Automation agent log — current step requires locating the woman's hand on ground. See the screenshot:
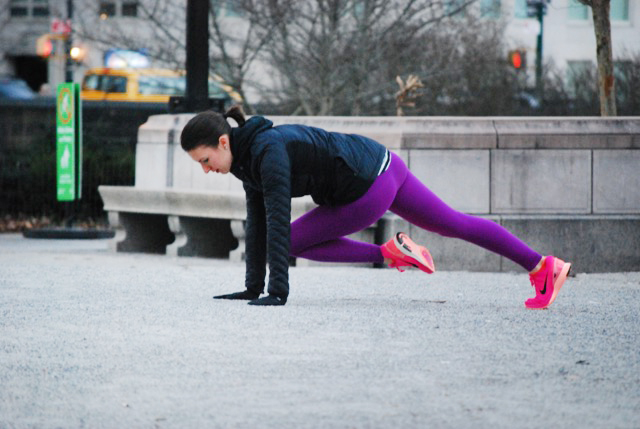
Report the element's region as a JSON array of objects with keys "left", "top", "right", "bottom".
[{"left": 213, "top": 290, "right": 260, "bottom": 300}]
